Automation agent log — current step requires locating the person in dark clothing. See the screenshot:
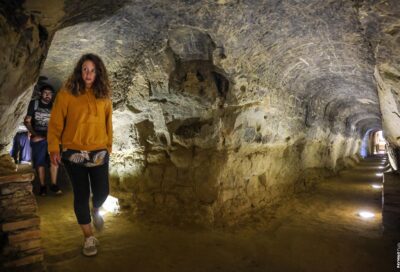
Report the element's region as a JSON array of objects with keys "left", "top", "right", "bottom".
[
  {"left": 10, "top": 123, "right": 31, "bottom": 164},
  {"left": 24, "top": 84, "right": 62, "bottom": 196}
]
